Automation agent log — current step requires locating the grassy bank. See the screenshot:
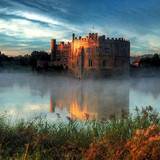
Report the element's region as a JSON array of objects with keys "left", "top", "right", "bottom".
[{"left": 0, "top": 106, "right": 160, "bottom": 160}]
